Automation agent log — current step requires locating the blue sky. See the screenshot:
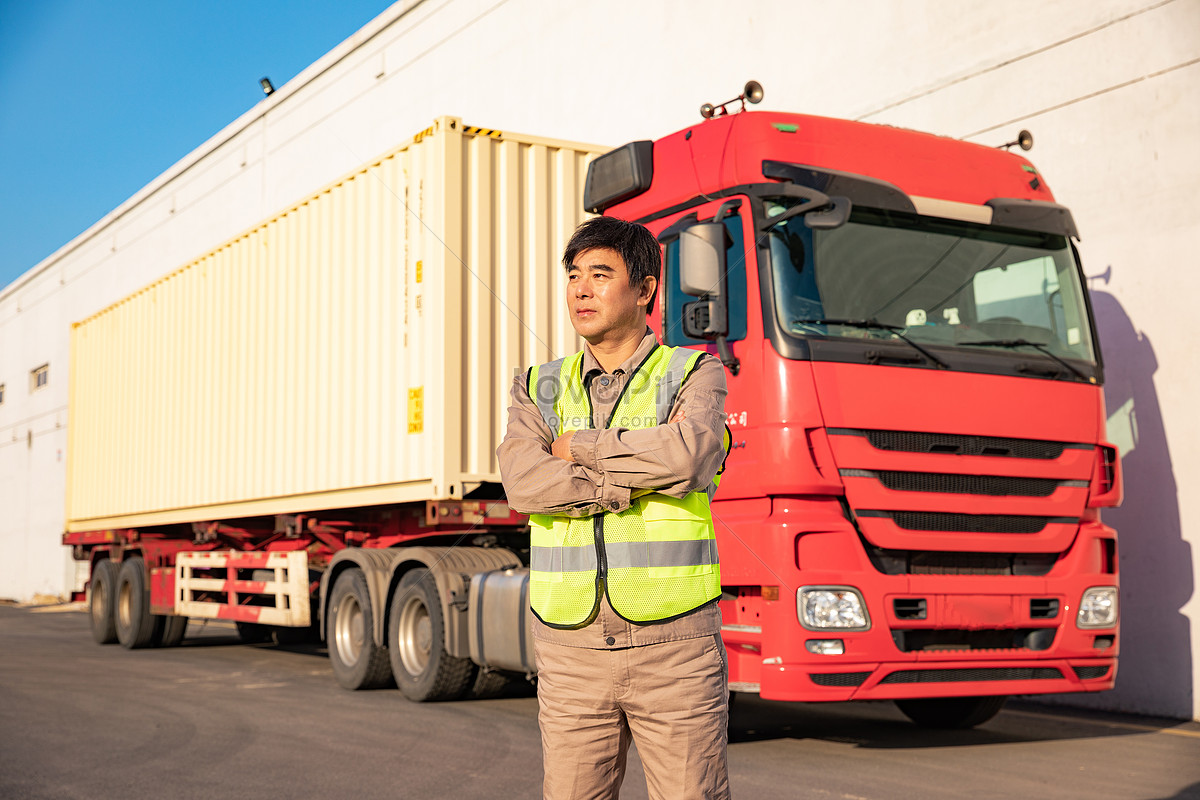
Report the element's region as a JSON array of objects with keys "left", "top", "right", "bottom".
[{"left": 0, "top": 0, "right": 393, "bottom": 291}]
